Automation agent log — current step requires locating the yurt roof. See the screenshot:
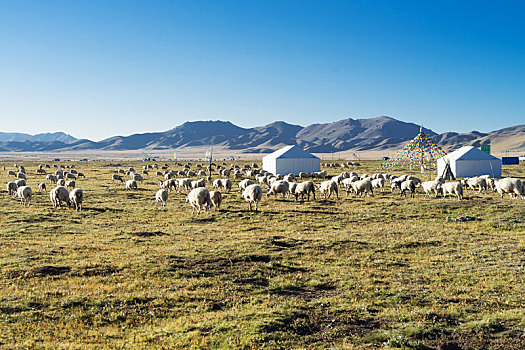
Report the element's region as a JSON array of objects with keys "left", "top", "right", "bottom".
[
  {"left": 263, "top": 145, "right": 319, "bottom": 160},
  {"left": 441, "top": 146, "right": 499, "bottom": 161}
]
